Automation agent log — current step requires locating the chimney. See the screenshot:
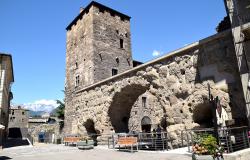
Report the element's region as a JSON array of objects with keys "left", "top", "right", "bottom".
[{"left": 80, "top": 7, "right": 84, "bottom": 13}]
